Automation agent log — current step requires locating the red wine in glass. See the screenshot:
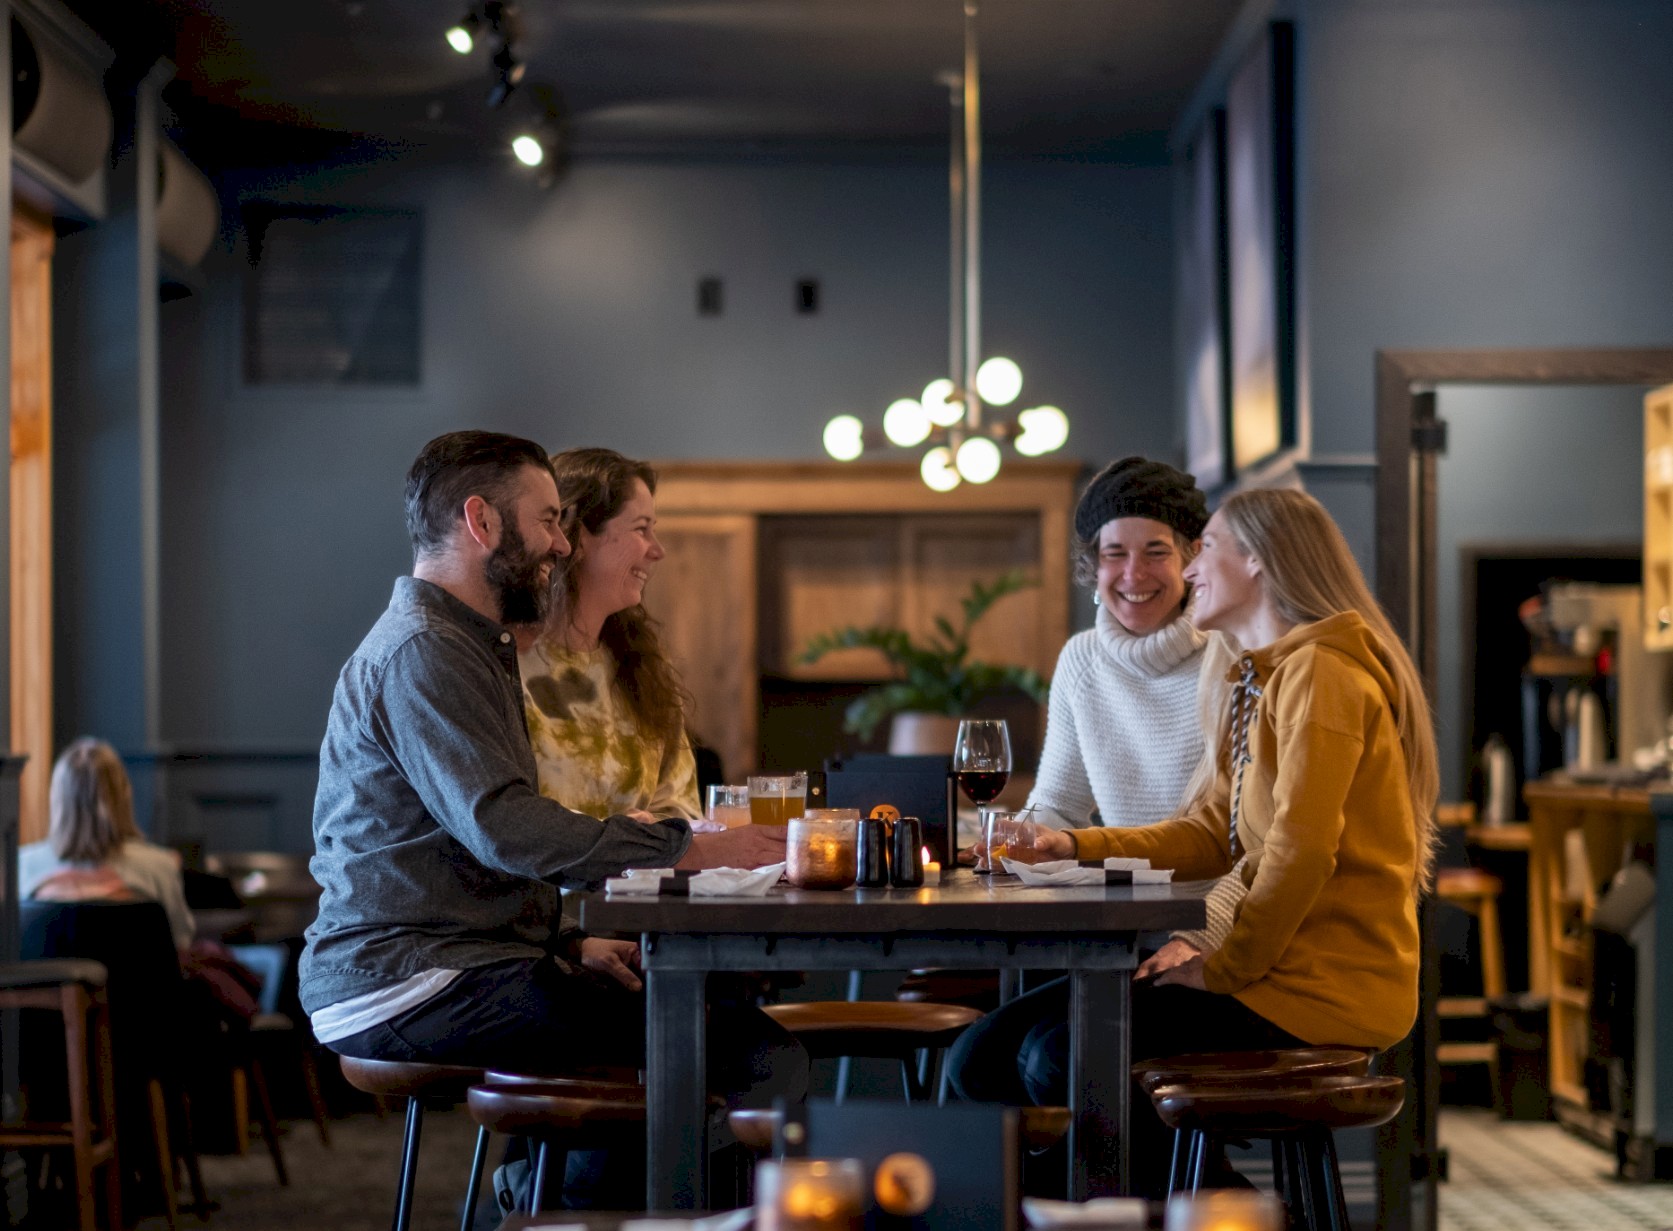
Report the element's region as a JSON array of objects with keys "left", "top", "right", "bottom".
[
  {"left": 956, "top": 770, "right": 1009, "bottom": 805},
  {"left": 954, "top": 719, "right": 1013, "bottom": 872}
]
